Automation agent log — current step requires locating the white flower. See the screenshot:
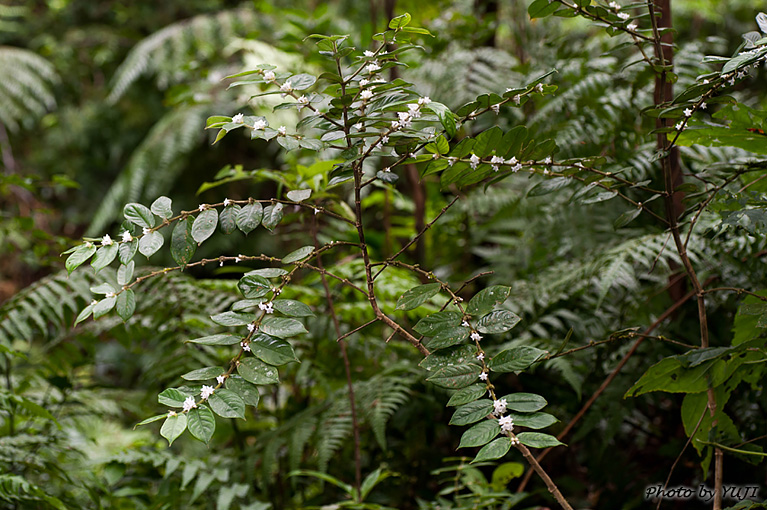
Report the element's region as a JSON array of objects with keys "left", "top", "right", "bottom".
[
  {"left": 183, "top": 396, "right": 197, "bottom": 412},
  {"left": 168, "top": 411, "right": 177, "bottom": 417},
  {"left": 142, "top": 227, "right": 151, "bottom": 235},
  {"left": 105, "top": 292, "right": 116, "bottom": 299},
  {"left": 461, "top": 320, "right": 470, "bottom": 327},
  {"left": 476, "top": 352, "right": 485, "bottom": 361},
  {"left": 470, "top": 331, "right": 483, "bottom": 342},
  {"left": 702, "top": 79, "right": 709, "bottom": 84},
  {"left": 297, "top": 95, "right": 309, "bottom": 108},
  {"left": 247, "top": 323, "right": 256, "bottom": 332},
  {"left": 397, "top": 111, "right": 411, "bottom": 122},
  {"left": 280, "top": 80, "right": 293, "bottom": 94},
  {"left": 617, "top": 12, "right": 630, "bottom": 20},
  {"left": 232, "top": 113, "right": 244, "bottom": 123},
  {"left": 366, "top": 62, "right": 381, "bottom": 73},
  {"left": 380, "top": 135, "right": 389, "bottom": 144},
  {"left": 728, "top": 77, "right": 736, "bottom": 86},
  {"left": 536, "top": 83, "right": 544, "bottom": 93},
  {"left": 101, "top": 234, "right": 113, "bottom": 246},
  {"left": 543, "top": 169, "right": 550, "bottom": 175},
  {"left": 314, "top": 207, "right": 320, "bottom": 215},
  {"left": 360, "top": 90, "right": 373, "bottom": 100},
  {"left": 510, "top": 436, "right": 520, "bottom": 445},
  {"left": 84, "top": 241, "right": 93, "bottom": 248},
  {"left": 470, "top": 154, "right": 481, "bottom": 169},
  {"left": 418, "top": 96, "right": 431, "bottom": 105},
  {"left": 675, "top": 121, "right": 685, "bottom": 131},
  {"left": 493, "top": 398, "right": 508, "bottom": 416},
  {"left": 219, "top": 260, "right": 224, "bottom": 267},
  {"left": 359, "top": 79, "right": 369, "bottom": 87},
  {"left": 391, "top": 120, "right": 400, "bottom": 130},
  {"left": 506, "top": 156, "right": 518, "bottom": 166},
  {"left": 700, "top": 102, "right": 707, "bottom": 110},
  {"left": 447, "top": 157, "right": 456, "bottom": 167},
  {"left": 216, "top": 375, "right": 226, "bottom": 385},
  {"left": 513, "top": 94, "right": 521, "bottom": 104},
  {"left": 543, "top": 156, "right": 552, "bottom": 165},
  {"left": 353, "top": 123, "right": 363, "bottom": 130},
  {"left": 278, "top": 126, "right": 287, "bottom": 136},
  {"left": 479, "top": 372, "right": 488, "bottom": 381},
  {"left": 498, "top": 415, "right": 514, "bottom": 433},
  {"left": 263, "top": 70, "right": 276, "bottom": 81},
  {"left": 241, "top": 341, "right": 251, "bottom": 352},
  {"left": 235, "top": 256, "right": 242, "bottom": 263},
  {"left": 383, "top": 167, "right": 391, "bottom": 173},
  {"left": 90, "top": 299, "right": 98, "bottom": 306},
  {"left": 121, "top": 231, "right": 132, "bottom": 243},
  {"left": 198, "top": 204, "right": 206, "bottom": 212},
  {"left": 364, "top": 50, "right": 375, "bottom": 57},
  {"left": 259, "top": 302, "right": 274, "bottom": 314},
  {"left": 609, "top": 1, "right": 621, "bottom": 9},
  {"left": 512, "top": 163, "right": 523, "bottom": 172},
  {"left": 491, "top": 104, "right": 500, "bottom": 114},
  {"left": 200, "top": 385, "right": 215, "bottom": 399},
  {"left": 253, "top": 119, "right": 267, "bottom": 130},
  {"left": 683, "top": 108, "right": 693, "bottom": 117},
  {"left": 626, "top": 22, "right": 638, "bottom": 31},
  {"left": 223, "top": 198, "right": 231, "bottom": 207}
]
